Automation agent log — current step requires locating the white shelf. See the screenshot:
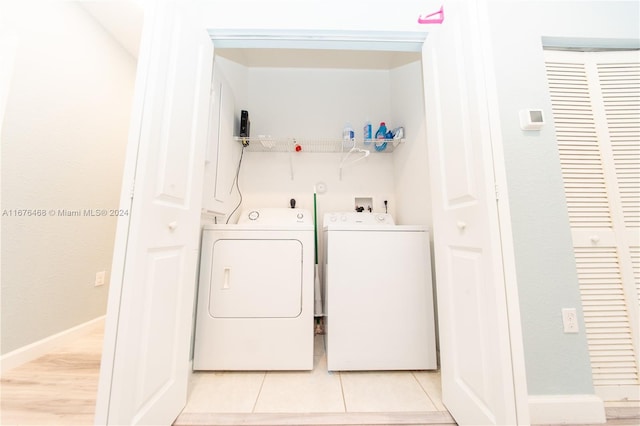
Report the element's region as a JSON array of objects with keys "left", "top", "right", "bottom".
[{"left": 235, "top": 137, "right": 403, "bottom": 153}]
